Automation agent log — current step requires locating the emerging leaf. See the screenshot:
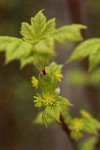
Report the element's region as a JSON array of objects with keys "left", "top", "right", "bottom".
[
  {"left": 0, "top": 10, "right": 86, "bottom": 68},
  {"left": 79, "top": 137, "right": 98, "bottom": 150},
  {"left": 68, "top": 38, "right": 100, "bottom": 70},
  {"left": 81, "top": 110, "right": 100, "bottom": 135},
  {"left": 34, "top": 112, "right": 54, "bottom": 124},
  {"left": 53, "top": 24, "right": 87, "bottom": 43},
  {"left": 39, "top": 74, "right": 57, "bottom": 93},
  {"left": 21, "top": 10, "right": 56, "bottom": 44},
  {"left": 0, "top": 36, "right": 32, "bottom": 63}
]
